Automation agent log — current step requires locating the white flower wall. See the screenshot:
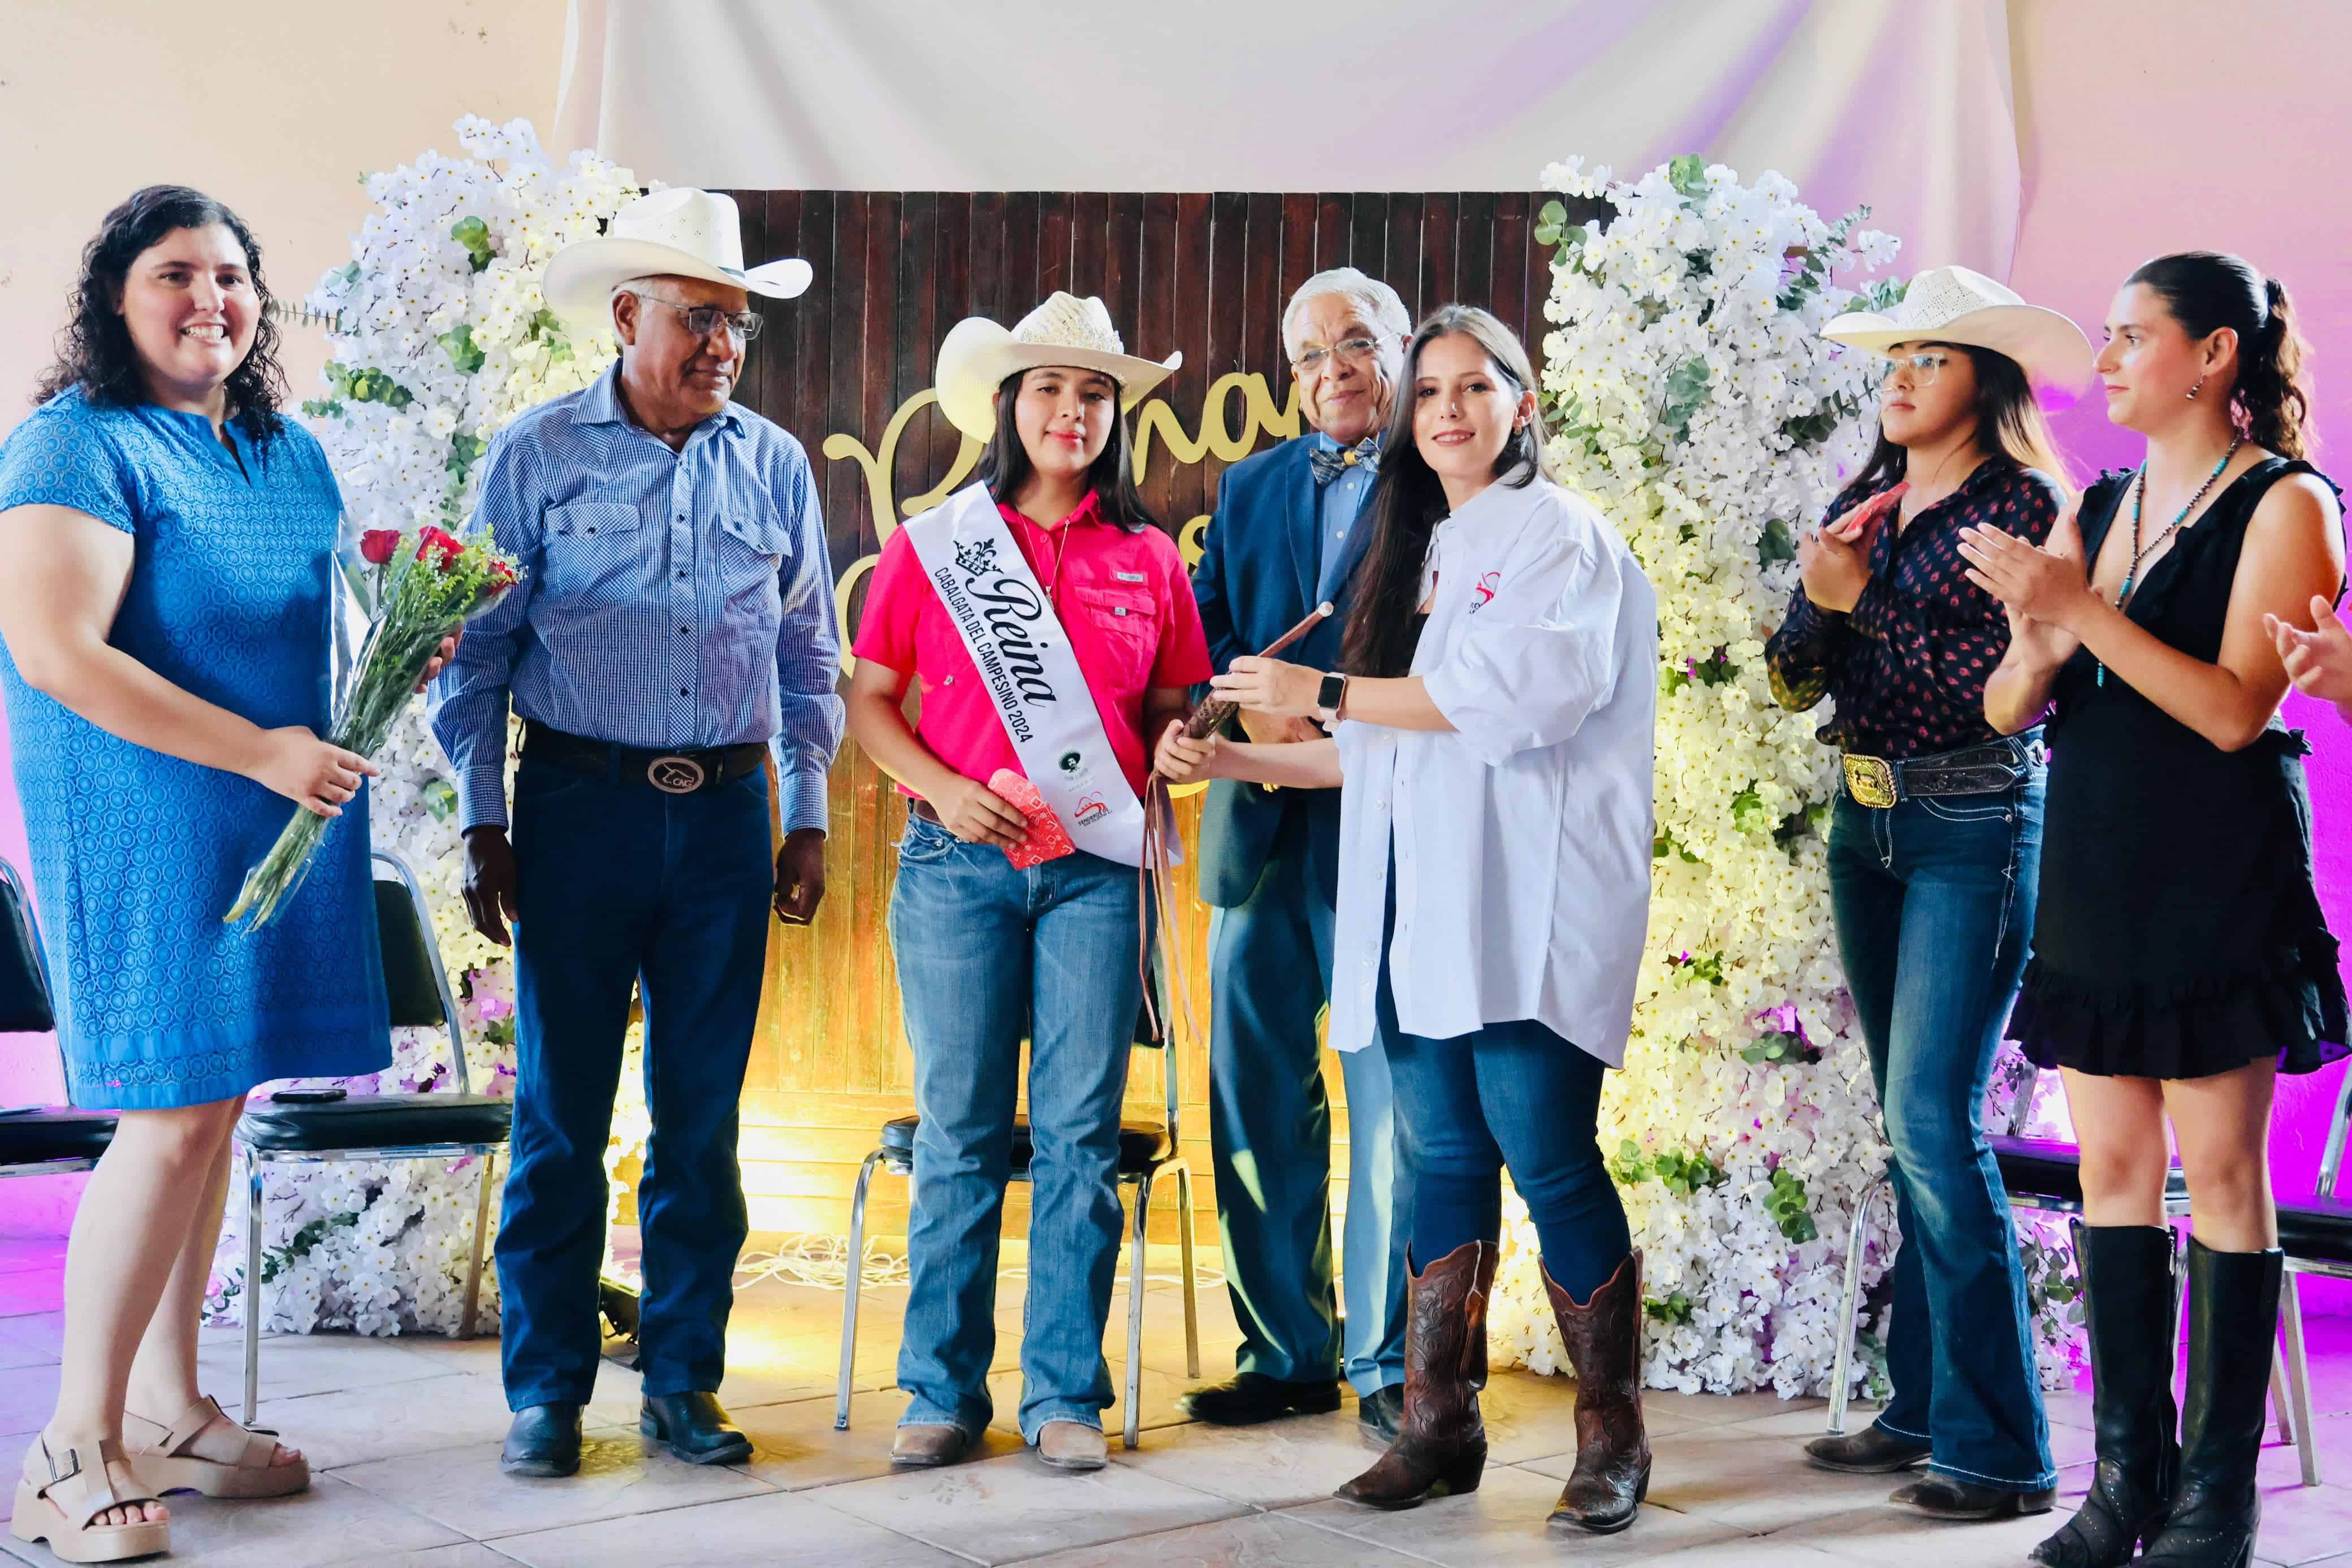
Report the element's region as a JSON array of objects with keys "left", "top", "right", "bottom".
[
  {"left": 1484, "top": 156, "right": 2081, "bottom": 1396},
  {"left": 206, "top": 118, "right": 652, "bottom": 1337}
]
